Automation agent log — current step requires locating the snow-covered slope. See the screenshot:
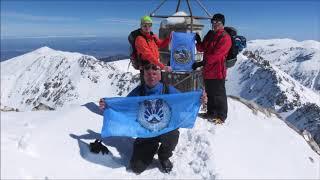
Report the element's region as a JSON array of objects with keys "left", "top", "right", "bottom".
[
  {"left": 245, "top": 39, "right": 320, "bottom": 93},
  {"left": 1, "top": 98, "right": 319, "bottom": 179},
  {"left": 226, "top": 42, "right": 320, "bottom": 146},
  {"left": 0, "top": 47, "right": 140, "bottom": 111},
  {"left": 1, "top": 44, "right": 320, "bottom": 179}
]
